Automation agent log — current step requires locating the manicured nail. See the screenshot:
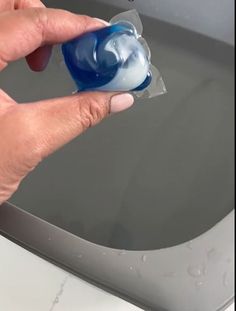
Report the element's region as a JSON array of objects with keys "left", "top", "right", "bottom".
[
  {"left": 110, "top": 94, "right": 134, "bottom": 113},
  {"left": 93, "top": 18, "right": 110, "bottom": 26}
]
